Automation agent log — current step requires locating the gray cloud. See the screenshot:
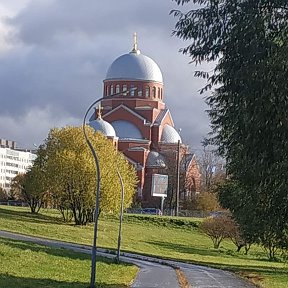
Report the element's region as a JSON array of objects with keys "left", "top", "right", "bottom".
[{"left": 0, "top": 0, "right": 211, "bottom": 150}]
